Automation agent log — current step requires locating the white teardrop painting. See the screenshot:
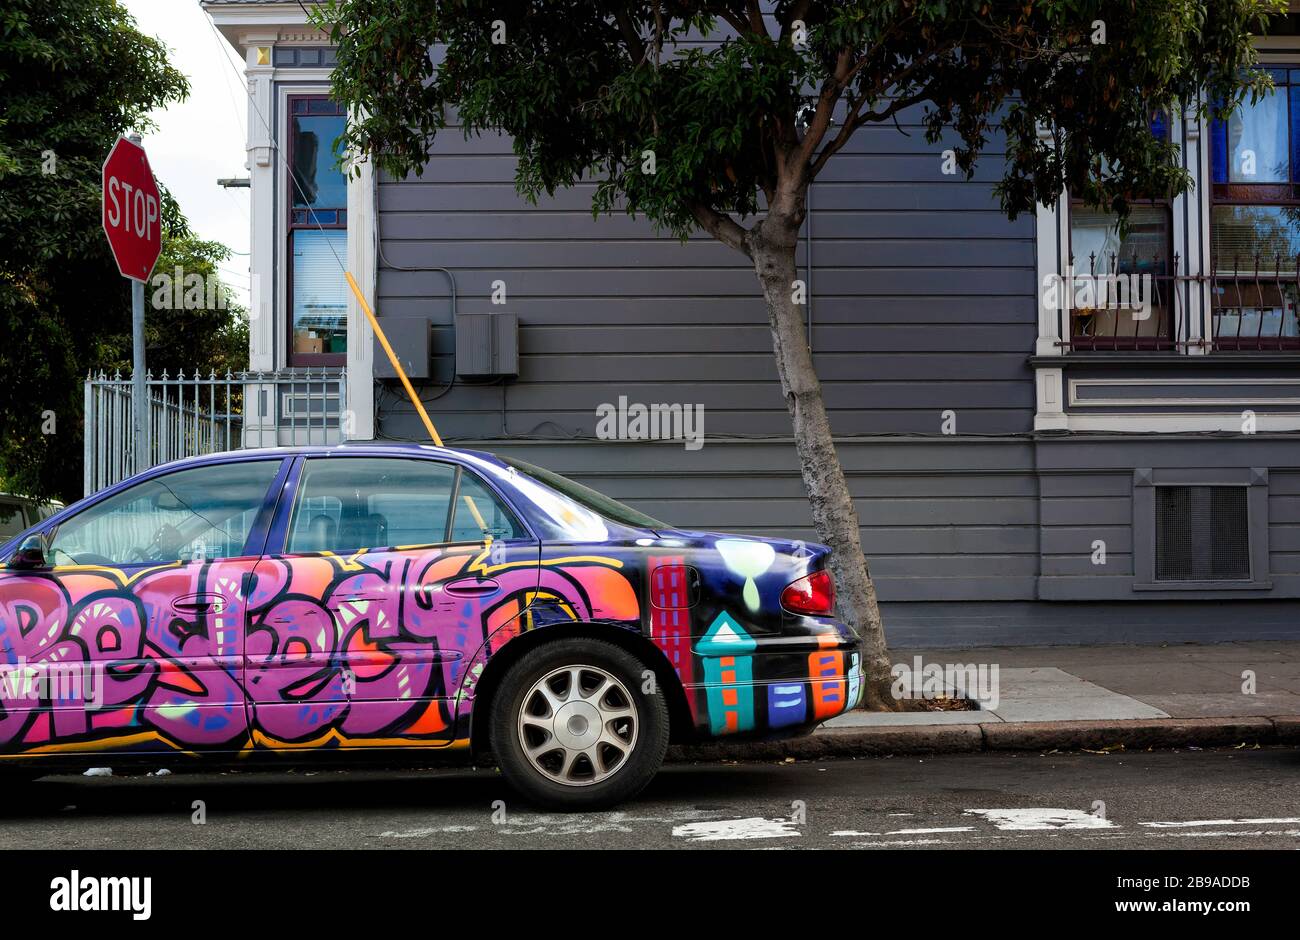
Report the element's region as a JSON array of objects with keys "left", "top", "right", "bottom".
[{"left": 715, "top": 539, "right": 777, "bottom": 611}]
